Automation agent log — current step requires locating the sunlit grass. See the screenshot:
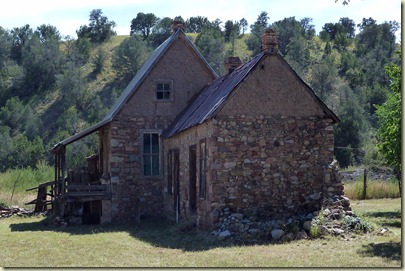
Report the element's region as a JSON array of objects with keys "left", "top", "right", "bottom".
[{"left": 0, "top": 198, "right": 401, "bottom": 267}]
